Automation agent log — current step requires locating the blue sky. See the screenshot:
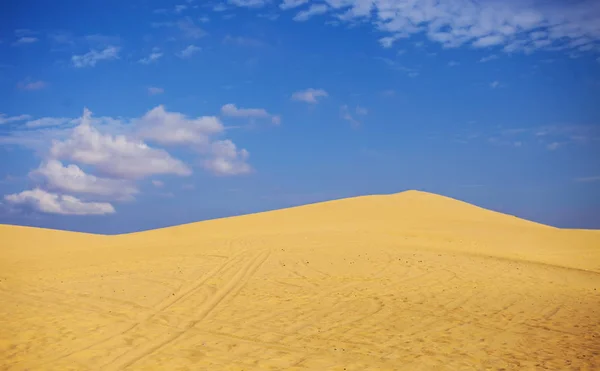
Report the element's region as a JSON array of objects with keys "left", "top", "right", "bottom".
[{"left": 1, "top": 0, "right": 599, "bottom": 233}]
